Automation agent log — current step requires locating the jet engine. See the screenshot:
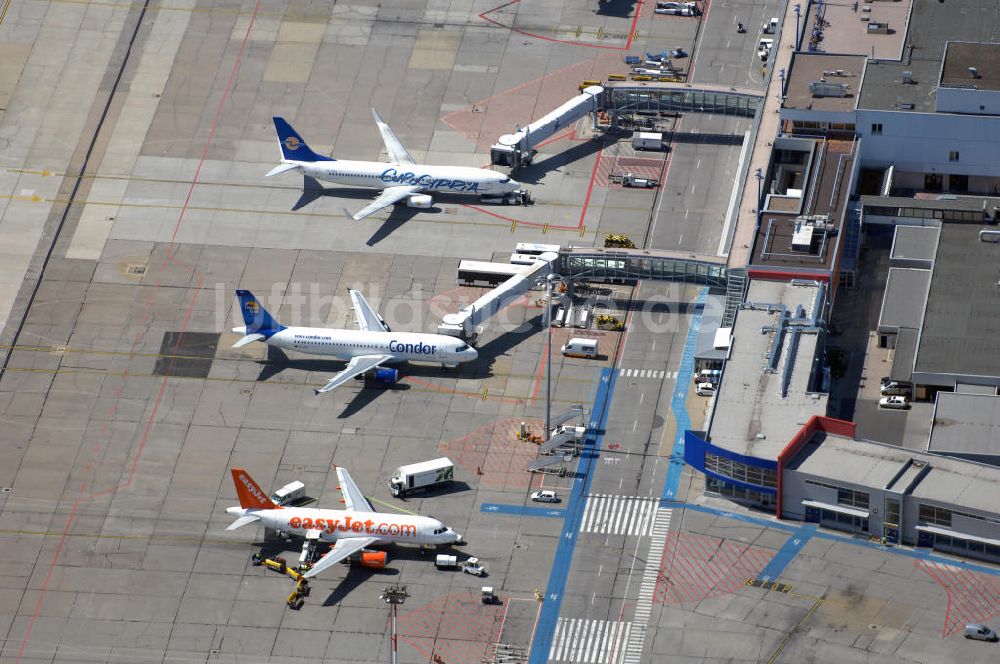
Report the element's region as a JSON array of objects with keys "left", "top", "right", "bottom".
[
  {"left": 371, "top": 367, "right": 399, "bottom": 385},
  {"left": 406, "top": 194, "right": 433, "bottom": 208},
  {"left": 359, "top": 550, "right": 388, "bottom": 569}
]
